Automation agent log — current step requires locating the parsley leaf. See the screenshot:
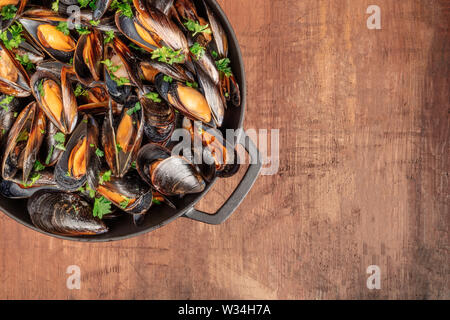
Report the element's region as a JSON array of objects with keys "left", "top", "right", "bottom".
[
  {"left": 190, "top": 42, "right": 205, "bottom": 60},
  {"left": 54, "top": 132, "right": 66, "bottom": 150},
  {"left": 183, "top": 19, "right": 212, "bottom": 37},
  {"left": 75, "top": 25, "right": 91, "bottom": 35},
  {"left": 110, "top": 0, "right": 133, "bottom": 18},
  {"left": 89, "top": 20, "right": 100, "bottom": 26},
  {"left": 215, "top": 58, "right": 232, "bottom": 77},
  {"left": 186, "top": 81, "right": 198, "bottom": 88},
  {"left": 1, "top": 5, "right": 17, "bottom": 20},
  {"left": 126, "top": 101, "right": 141, "bottom": 115},
  {"left": 0, "top": 95, "right": 14, "bottom": 111},
  {"left": 51, "top": 0, "right": 59, "bottom": 12},
  {"left": 163, "top": 75, "right": 173, "bottom": 83},
  {"left": 16, "top": 130, "right": 28, "bottom": 143},
  {"left": 99, "top": 170, "right": 112, "bottom": 185},
  {"left": 45, "top": 145, "right": 54, "bottom": 165},
  {"left": 0, "top": 22, "right": 24, "bottom": 50},
  {"left": 93, "top": 196, "right": 112, "bottom": 219},
  {"left": 33, "top": 160, "right": 46, "bottom": 172},
  {"left": 151, "top": 46, "right": 185, "bottom": 65},
  {"left": 119, "top": 197, "right": 130, "bottom": 209},
  {"left": 95, "top": 148, "right": 104, "bottom": 157},
  {"left": 56, "top": 21, "right": 70, "bottom": 36},
  {"left": 104, "top": 30, "right": 115, "bottom": 44},
  {"left": 86, "top": 184, "right": 96, "bottom": 198},
  {"left": 23, "top": 172, "right": 41, "bottom": 188},
  {"left": 15, "top": 53, "right": 34, "bottom": 71},
  {"left": 74, "top": 84, "right": 88, "bottom": 97},
  {"left": 152, "top": 198, "right": 161, "bottom": 205},
  {"left": 144, "top": 92, "right": 161, "bottom": 103}
]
